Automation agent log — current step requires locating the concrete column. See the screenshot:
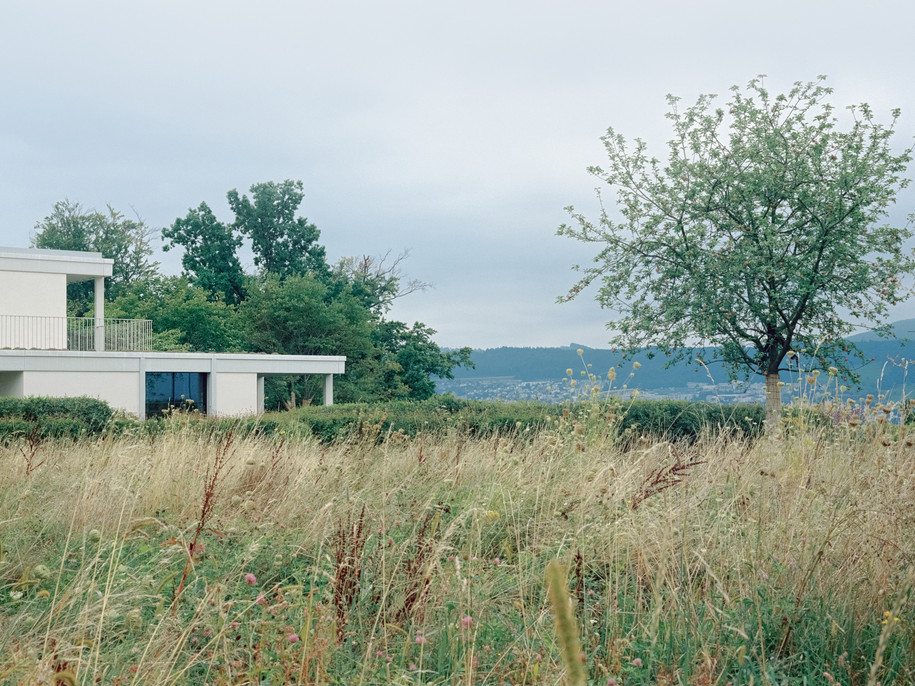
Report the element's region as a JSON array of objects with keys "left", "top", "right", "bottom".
[
  {"left": 323, "top": 374, "right": 334, "bottom": 406},
  {"left": 138, "top": 355, "right": 146, "bottom": 421},
  {"left": 94, "top": 276, "right": 105, "bottom": 352},
  {"left": 257, "top": 375, "right": 265, "bottom": 414}
]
